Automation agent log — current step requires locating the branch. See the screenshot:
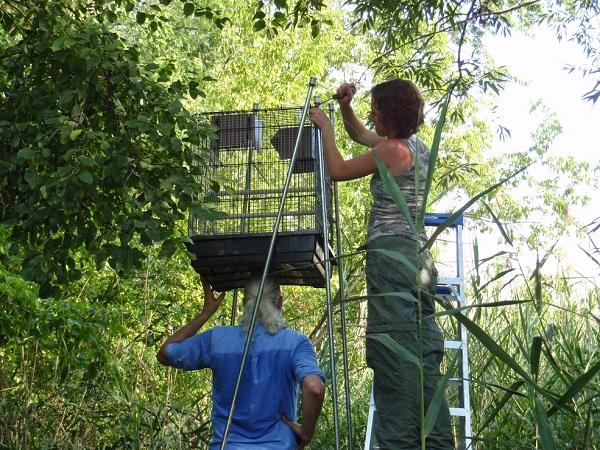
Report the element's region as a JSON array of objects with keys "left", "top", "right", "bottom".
[{"left": 369, "top": 0, "right": 542, "bottom": 69}]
